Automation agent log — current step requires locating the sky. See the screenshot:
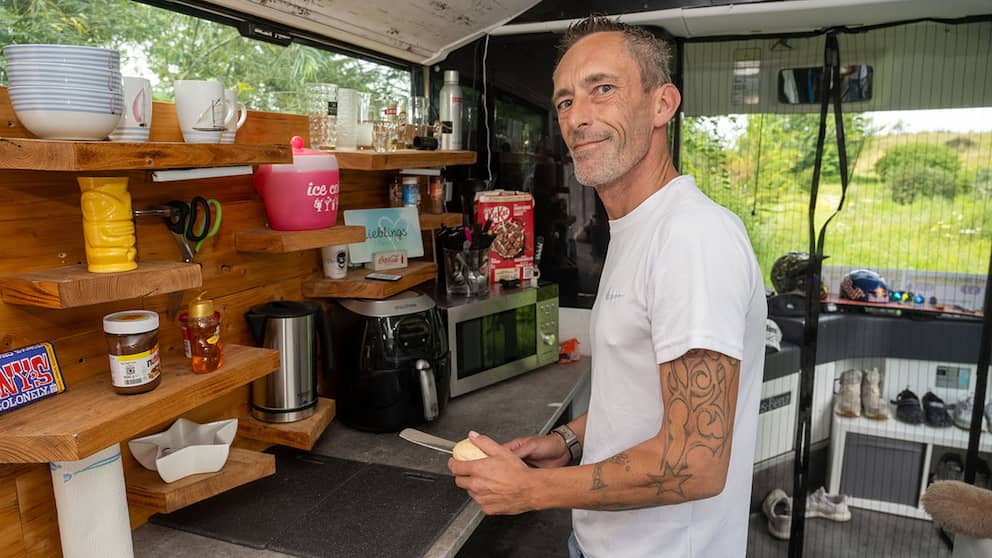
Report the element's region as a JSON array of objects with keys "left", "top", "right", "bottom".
[{"left": 864, "top": 107, "right": 992, "bottom": 134}]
